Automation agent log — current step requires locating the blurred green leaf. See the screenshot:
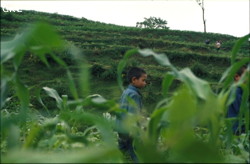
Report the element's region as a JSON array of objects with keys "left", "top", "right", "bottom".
[
  {"left": 66, "top": 69, "right": 79, "bottom": 100},
  {"left": 23, "top": 123, "right": 43, "bottom": 148},
  {"left": 0, "top": 75, "right": 12, "bottom": 108},
  {"left": 134, "top": 137, "right": 166, "bottom": 163},
  {"left": 6, "top": 125, "right": 21, "bottom": 150},
  {"left": 60, "top": 110, "right": 117, "bottom": 145},
  {"left": 148, "top": 107, "right": 167, "bottom": 142},
  {"left": 162, "top": 72, "right": 175, "bottom": 97},
  {"left": 43, "top": 87, "right": 62, "bottom": 110},
  {"left": 1, "top": 33, "right": 26, "bottom": 64},
  {"left": 219, "top": 58, "right": 249, "bottom": 91},
  {"left": 139, "top": 49, "right": 171, "bottom": 67},
  {"left": 231, "top": 34, "right": 249, "bottom": 64},
  {"left": 166, "top": 85, "right": 197, "bottom": 126},
  {"left": 14, "top": 74, "right": 29, "bottom": 119},
  {"left": 2, "top": 145, "right": 123, "bottom": 163},
  {"left": 1, "top": 22, "right": 64, "bottom": 67},
  {"left": 177, "top": 68, "right": 213, "bottom": 100},
  {"left": 35, "top": 87, "right": 50, "bottom": 115},
  {"left": 117, "top": 49, "right": 138, "bottom": 91},
  {"left": 78, "top": 61, "right": 90, "bottom": 98},
  {"left": 170, "top": 140, "right": 223, "bottom": 163},
  {"left": 50, "top": 53, "right": 67, "bottom": 68}
]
